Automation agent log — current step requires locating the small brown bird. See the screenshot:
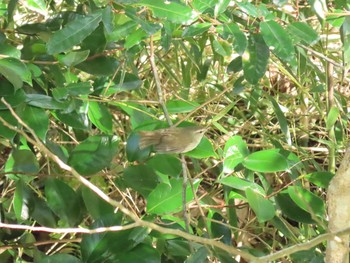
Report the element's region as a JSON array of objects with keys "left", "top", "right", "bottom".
[{"left": 138, "top": 126, "right": 206, "bottom": 153}]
